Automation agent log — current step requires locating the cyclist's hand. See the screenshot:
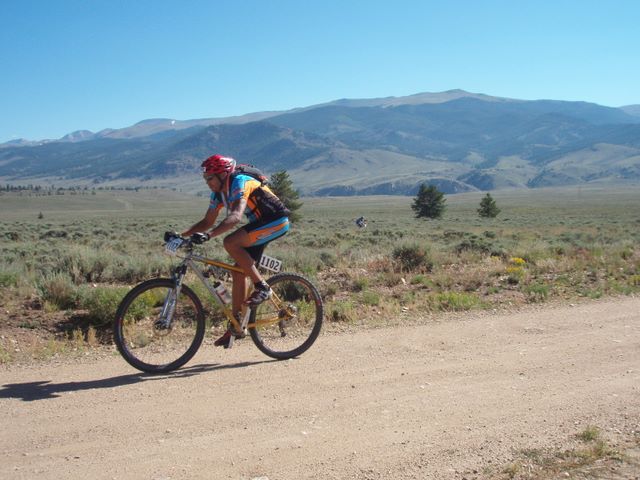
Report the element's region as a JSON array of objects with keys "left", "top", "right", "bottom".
[
  {"left": 165, "top": 236, "right": 184, "bottom": 255},
  {"left": 190, "top": 232, "right": 210, "bottom": 245},
  {"left": 164, "top": 231, "right": 180, "bottom": 242}
]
